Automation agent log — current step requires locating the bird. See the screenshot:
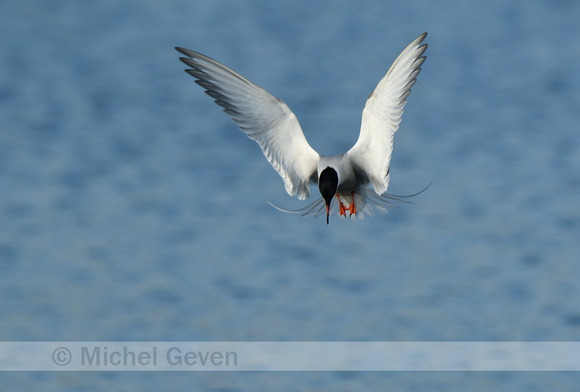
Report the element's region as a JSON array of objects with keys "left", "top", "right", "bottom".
[{"left": 176, "top": 33, "right": 428, "bottom": 224}]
